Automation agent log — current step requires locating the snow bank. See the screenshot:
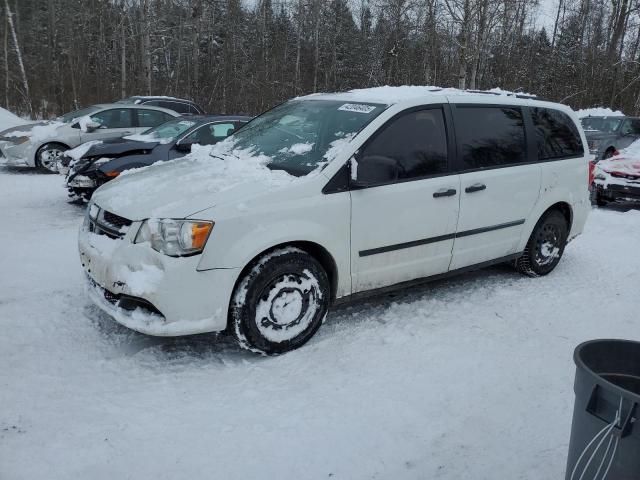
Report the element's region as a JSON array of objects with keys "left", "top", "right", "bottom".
[
  {"left": 576, "top": 107, "right": 624, "bottom": 118},
  {"left": 0, "top": 106, "right": 30, "bottom": 131}
]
